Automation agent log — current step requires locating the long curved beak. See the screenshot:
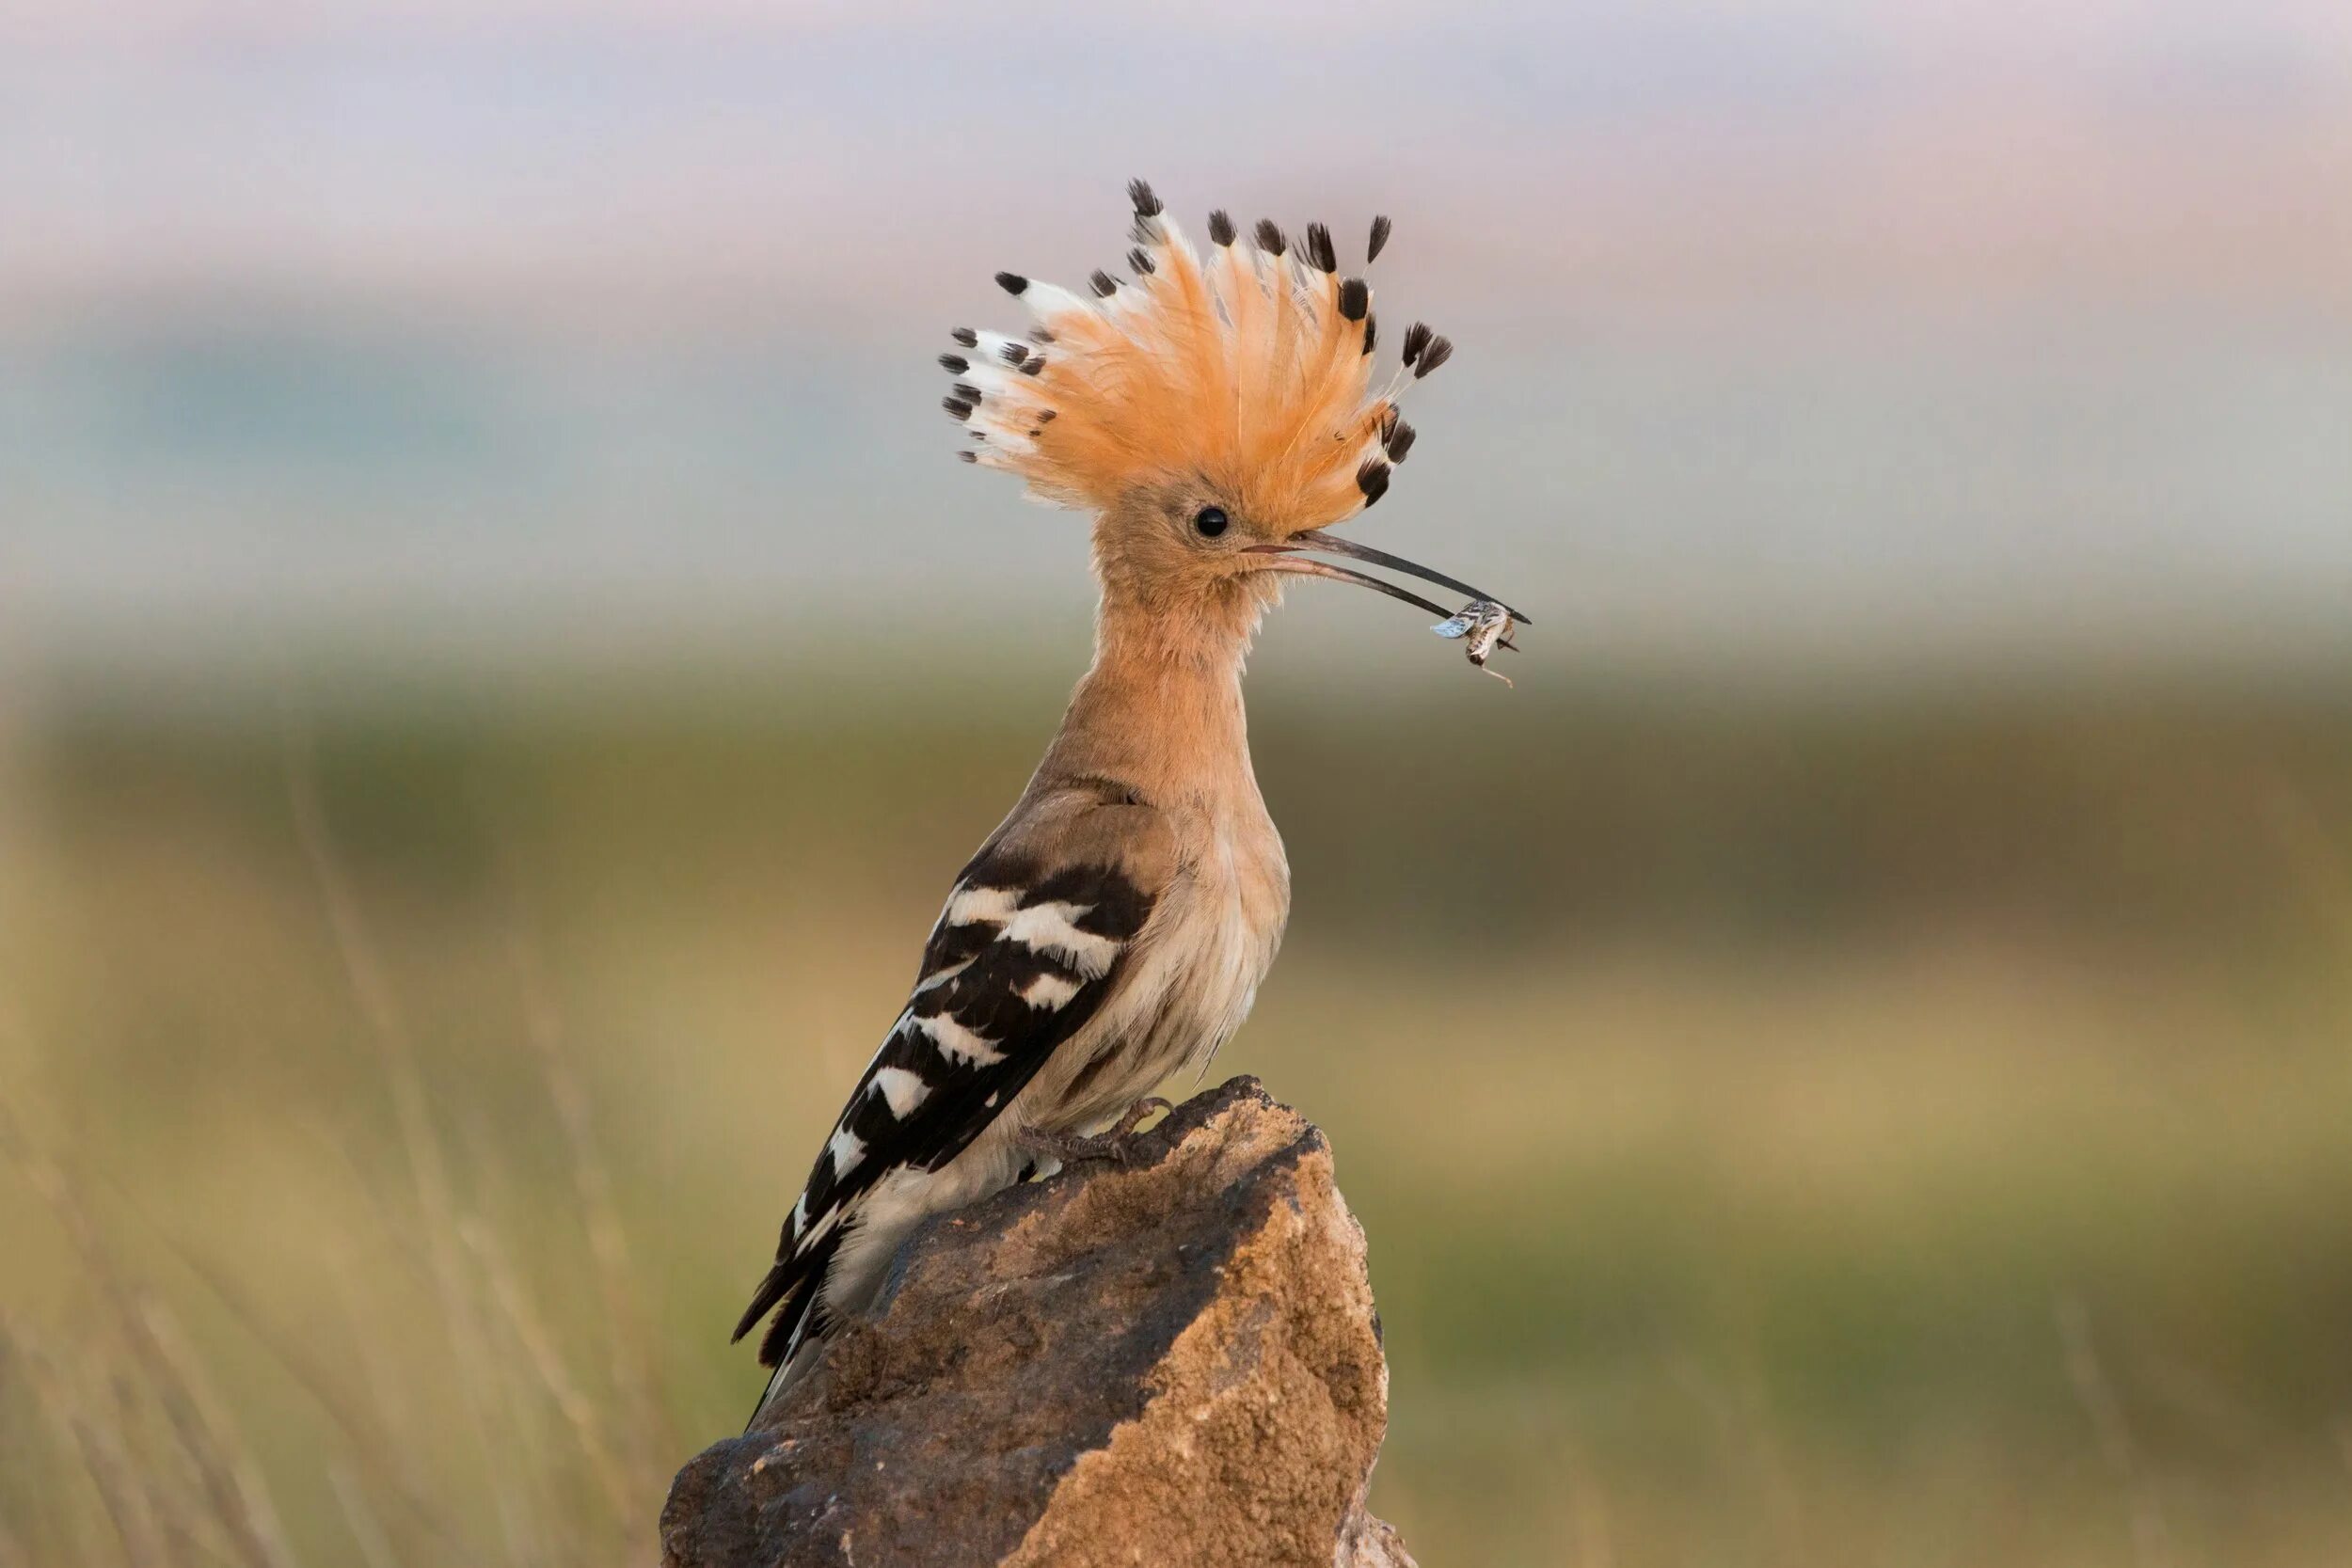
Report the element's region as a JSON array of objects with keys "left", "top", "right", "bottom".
[{"left": 1245, "top": 536, "right": 1531, "bottom": 626}]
